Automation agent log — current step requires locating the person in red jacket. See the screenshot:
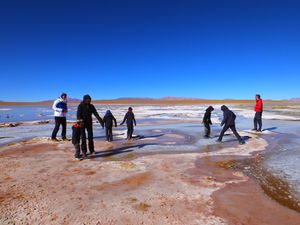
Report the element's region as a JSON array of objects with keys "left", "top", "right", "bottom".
[{"left": 252, "top": 94, "right": 263, "bottom": 132}]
